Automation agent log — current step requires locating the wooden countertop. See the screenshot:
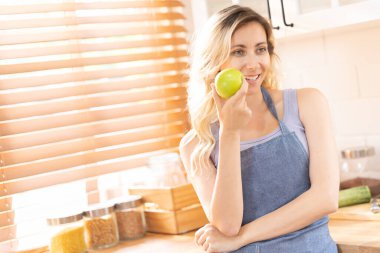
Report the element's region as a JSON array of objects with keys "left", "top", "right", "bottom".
[
  {"left": 329, "top": 219, "right": 380, "bottom": 253},
  {"left": 19, "top": 219, "right": 380, "bottom": 253},
  {"left": 95, "top": 219, "right": 380, "bottom": 253}
]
